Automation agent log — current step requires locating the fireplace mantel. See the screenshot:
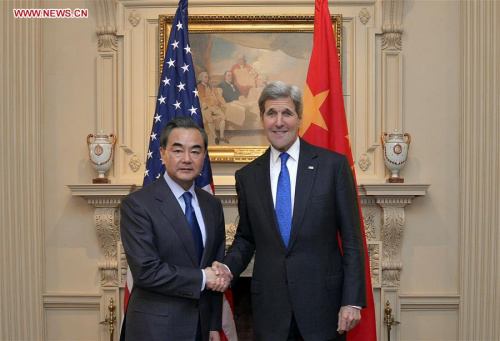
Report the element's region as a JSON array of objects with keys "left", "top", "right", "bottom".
[
  {"left": 69, "top": 182, "right": 429, "bottom": 339},
  {"left": 68, "top": 183, "right": 136, "bottom": 340}
]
